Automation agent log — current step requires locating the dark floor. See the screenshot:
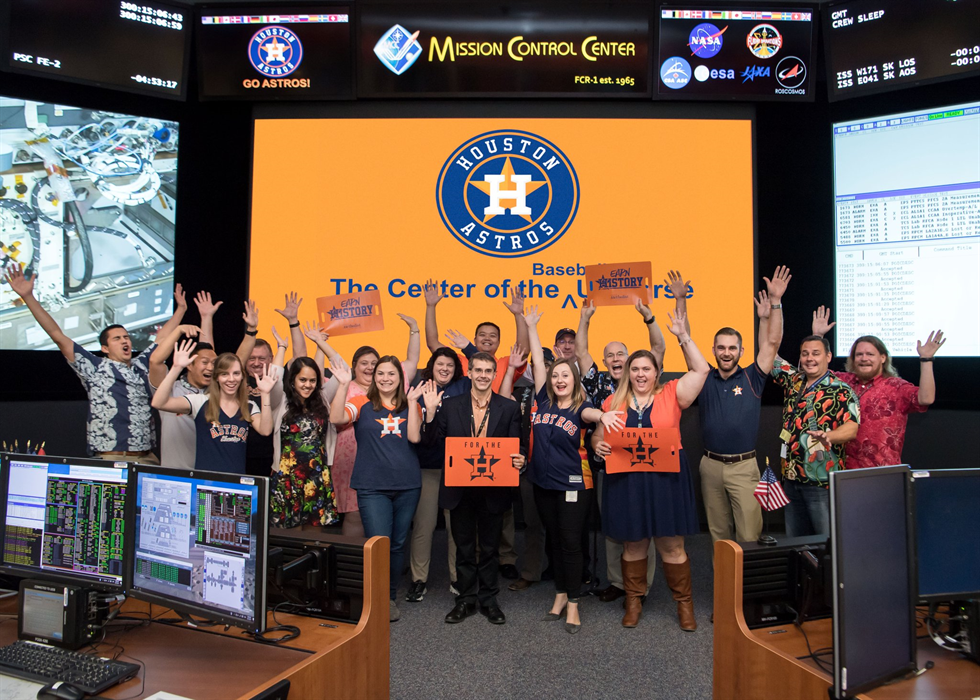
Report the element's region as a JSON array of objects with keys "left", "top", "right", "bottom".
[{"left": 390, "top": 528, "right": 715, "bottom": 700}]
